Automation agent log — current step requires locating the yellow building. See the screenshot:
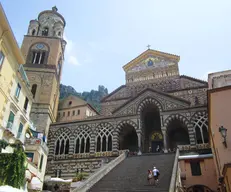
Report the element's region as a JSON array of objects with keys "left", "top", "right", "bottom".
[
  {"left": 0, "top": 3, "right": 48, "bottom": 191},
  {"left": 57, "top": 95, "right": 99, "bottom": 122}
]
